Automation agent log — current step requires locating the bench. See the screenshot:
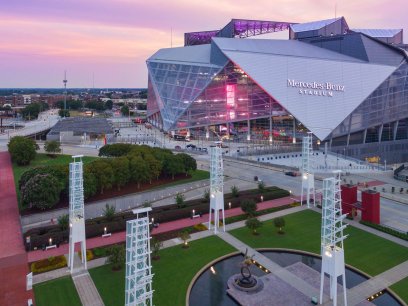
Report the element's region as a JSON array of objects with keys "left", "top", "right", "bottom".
[{"left": 45, "top": 245, "right": 57, "bottom": 250}]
